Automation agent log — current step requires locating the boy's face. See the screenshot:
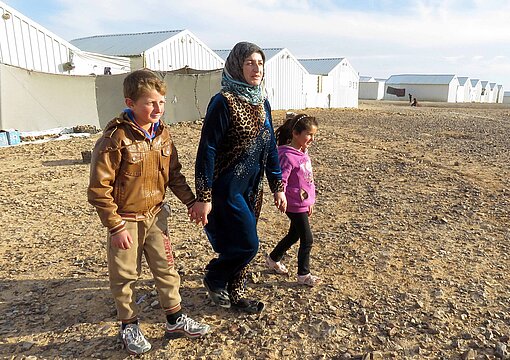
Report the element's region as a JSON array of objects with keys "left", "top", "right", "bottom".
[{"left": 125, "top": 89, "right": 165, "bottom": 130}]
